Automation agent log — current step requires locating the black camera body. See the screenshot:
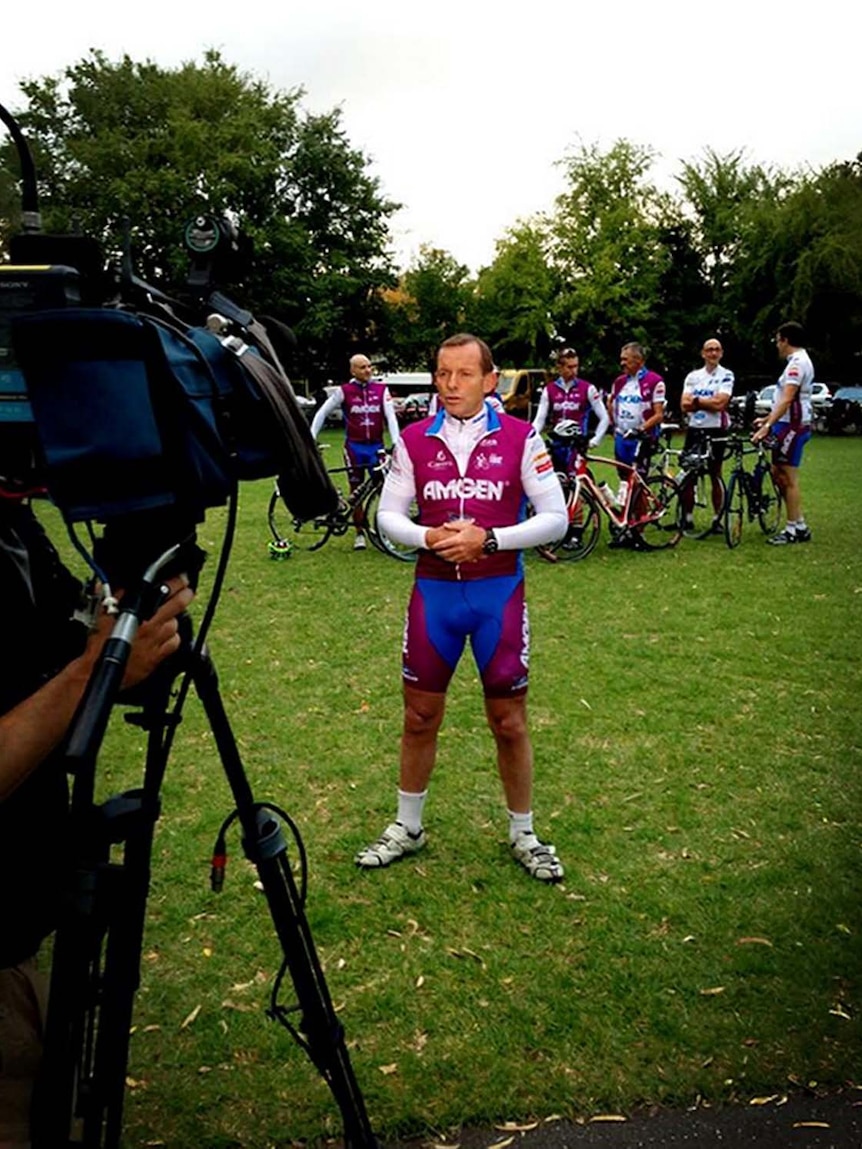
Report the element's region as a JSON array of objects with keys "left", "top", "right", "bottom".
[{"left": 0, "top": 104, "right": 337, "bottom": 585}]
